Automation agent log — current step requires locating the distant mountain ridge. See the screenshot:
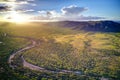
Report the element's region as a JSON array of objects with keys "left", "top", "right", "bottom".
[{"left": 42, "top": 21, "right": 120, "bottom": 32}]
